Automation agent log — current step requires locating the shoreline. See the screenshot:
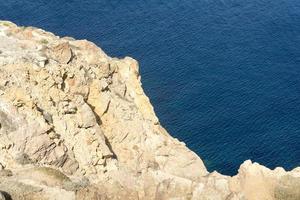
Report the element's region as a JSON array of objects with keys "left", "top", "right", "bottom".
[{"left": 0, "top": 20, "right": 299, "bottom": 199}]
